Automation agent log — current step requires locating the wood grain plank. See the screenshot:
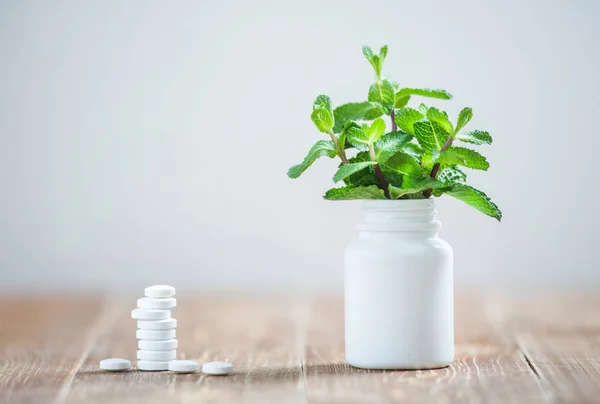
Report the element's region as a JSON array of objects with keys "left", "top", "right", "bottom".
[
  {"left": 304, "top": 295, "right": 547, "bottom": 404},
  {"left": 3, "top": 294, "right": 600, "bottom": 403},
  {"left": 63, "top": 295, "right": 309, "bottom": 404},
  {"left": 496, "top": 294, "right": 600, "bottom": 404},
  {"left": 0, "top": 297, "right": 105, "bottom": 404}
]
